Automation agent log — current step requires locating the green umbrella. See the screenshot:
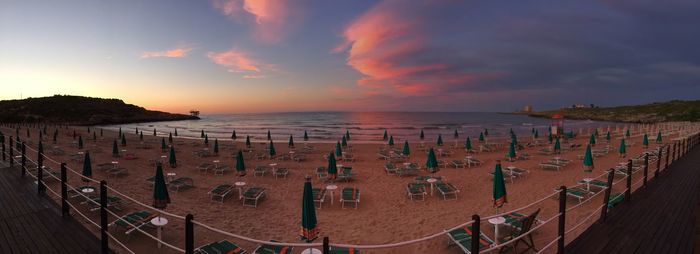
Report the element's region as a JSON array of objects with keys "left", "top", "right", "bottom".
[
  {"left": 335, "top": 141, "right": 343, "bottom": 157},
  {"left": 118, "top": 127, "right": 122, "bottom": 137},
  {"left": 289, "top": 135, "right": 295, "bottom": 148},
  {"left": 531, "top": 127, "right": 535, "bottom": 134},
  {"left": 656, "top": 131, "right": 662, "bottom": 143},
  {"left": 168, "top": 132, "right": 173, "bottom": 143},
  {"left": 236, "top": 150, "right": 246, "bottom": 176},
  {"left": 82, "top": 151, "right": 92, "bottom": 182},
  {"left": 153, "top": 128, "right": 156, "bottom": 136},
  {"left": 594, "top": 129, "right": 599, "bottom": 137},
  {"left": 268, "top": 140, "right": 276, "bottom": 157},
  {"left": 304, "top": 130, "right": 309, "bottom": 141},
  {"left": 135, "top": 127, "right": 139, "bottom": 134},
  {"left": 642, "top": 134, "right": 649, "bottom": 148},
  {"left": 93, "top": 131, "right": 97, "bottom": 141},
  {"left": 204, "top": 134, "right": 209, "bottom": 146},
  {"left": 626, "top": 129, "right": 631, "bottom": 138},
  {"left": 346, "top": 130, "right": 351, "bottom": 141},
  {"left": 589, "top": 134, "right": 596, "bottom": 146},
  {"left": 548, "top": 132, "right": 553, "bottom": 144},
  {"left": 112, "top": 140, "right": 119, "bottom": 157},
  {"left": 214, "top": 138, "right": 219, "bottom": 154},
  {"left": 152, "top": 163, "right": 171, "bottom": 209},
  {"left": 161, "top": 138, "right": 167, "bottom": 151},
  {"left": 426, "top": 148, "right": 438, "bottom": 172},
  {"left": 53, "top": 130, "right": 58, "bottom": 143},
  {"left": 583, "top": 145, "right": 594, "bottom": 172},
  {"left": 78, "top": 136, "right": 83, "bottom": 149},
  {"left": 511, "top": 133, "right": 518, "bottom": 146},
  {"left": 201, "top": 130, "right": 205, "bottom": 138},
  {"left": 341, "top": 135, "right": 348, "bottom": 147},
  {"left": 554, "top": 138, "right": 561, "bottom": 154},
  {"left": 493, "top": 161, "right": 507, "bottom": 208},
  {"left": 72, "top": 130, "right": 76, "bottom": 139},
  {"left": 140, "top": 131, "right": 144, "bottom": 141},
  {"left": 454, "top": 129, "right": 459, "bottom": 139},
  {"left": 534, "top": 129, "right": 539, "bottom": 139},
  {"left": 484, "top": 128, "right": 489, "bottom": 136},
  {"left": 388, "top": 135, "right": 394, "bottom": 146},
  {"left": 232, "top": 130, "right": 237, "bottom": 140},
  {"left": 246, "top": 135, "right": 251, "bottom": 148},
  {"left": 121, "top": 134, "right": 127, "bottom": 146},
  {"left": 437, "top": 134, "right": 443, "bottom": 146},
  {"left": 300, "top": 176, "right": 319, "bottom": 242},
  {"left": 267, "top": 130, "right": 272, "bottom": 141},
  {"left": 100, "top": 128, "right": 103, "bottom": 137},
  {"left": 327, "top": 153, "right": 337, "bottom": 180},
  {"left": 174, "top": 128, "right": 178, "bottom": 136},
  {"left": 479, "top": 132, "right": 485, "bottom": 142},
  {"left": 420, "top": 130, "right": 425, "bottom": 140},
  {"left": 619, "top": 138, "right": 626, "bottom": 157},
  {"left": 465, "top": 137, "right": 473, "bottom": 151},
  {"left": 402, "top": 140, "right": 410, "bottom": 156},
  {"left": 382, "top": 130, "right": 388, "bottom": 141},
  {"left": 606, "top": 131, "right": 611, "bottom": 141},
  {"left": 169, "top": 146, "right": 177, "bottom": 168},
  {"left": 508, "top": 142, "right": 516, "bottom": 161}
]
